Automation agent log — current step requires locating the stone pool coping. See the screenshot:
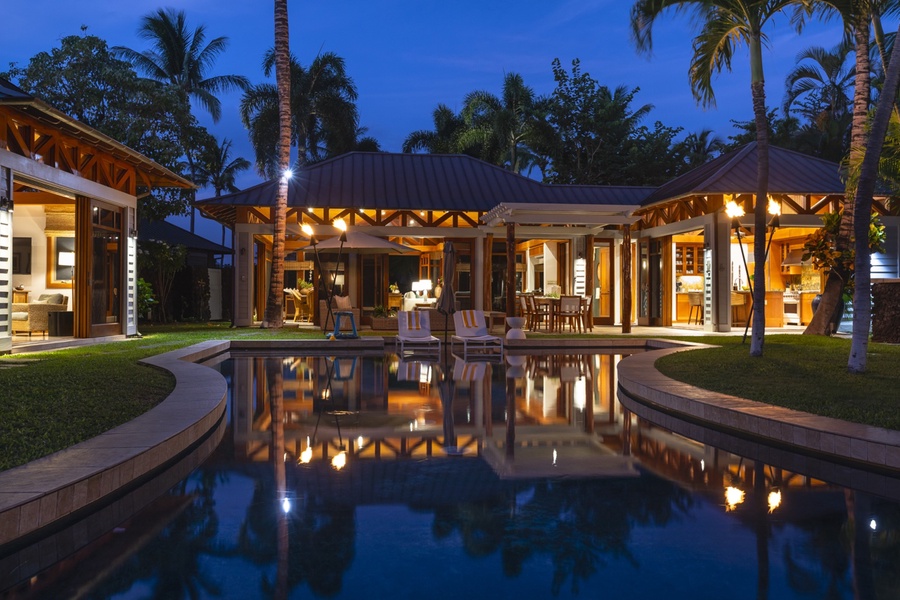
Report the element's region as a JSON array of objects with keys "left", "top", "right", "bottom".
[
  {"left": 617, "top": 344, "right": 900, "bottom": 473},
  {"left": 3, "top": 335, "right": 897, "bottom": 550}
]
